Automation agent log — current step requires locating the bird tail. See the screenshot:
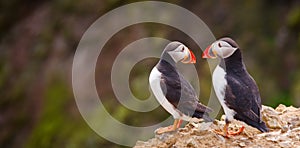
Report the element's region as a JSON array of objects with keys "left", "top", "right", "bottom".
[
  {"left": 235, "top": 115, "right": 269, "bottom": 132},
  {"left": 256, "top": 121, "right": 269, "bottom": 132},
  {"left": 248, "top": 119, "right": 269, "bottom": 132},
  {"left": 196, "top": 103, "right": 213, "bottom": 113},
  {"left": 192, "top": 111, "right": 214, "bottom": 122},
  {"left": 202, "top": 113, "right": 214, "bottom": 122},
  {"left": 244, "top": 118, "right": 269, "bottom": 132},
  {"left": 193, "top": 103, "right": 214, "bottom": 122}
]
